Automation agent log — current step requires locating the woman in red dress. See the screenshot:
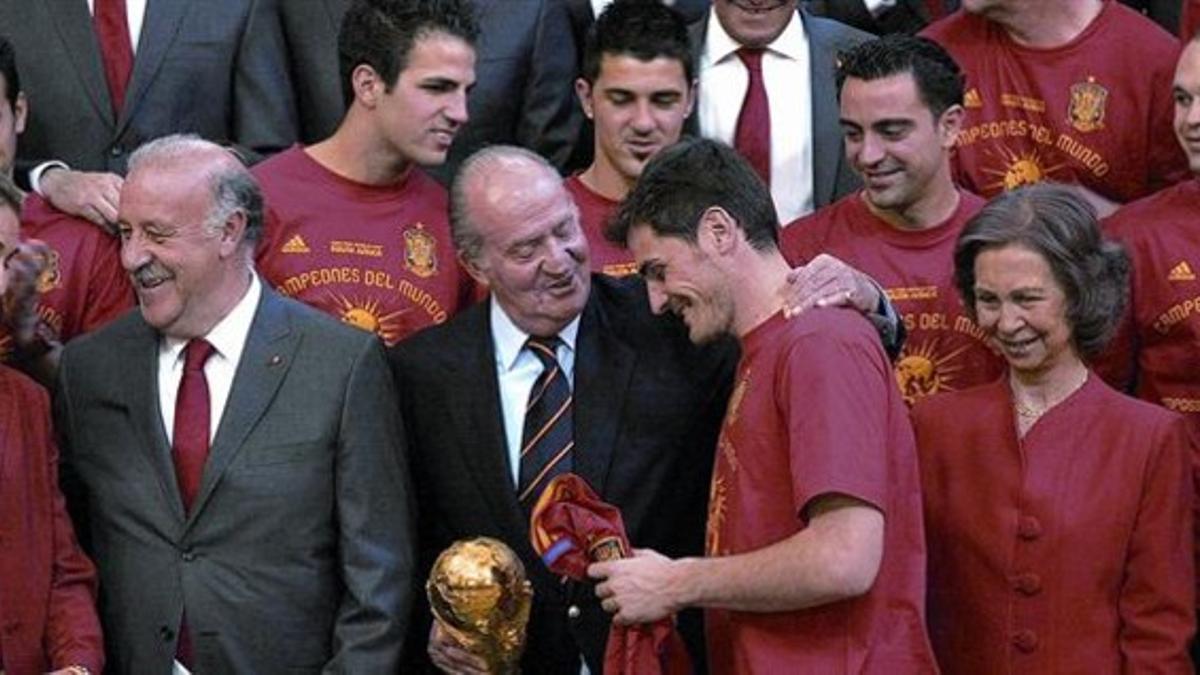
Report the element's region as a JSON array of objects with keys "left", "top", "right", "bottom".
[{"left": 912, "top": 184, "right": 1195, "bottom": 673}]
